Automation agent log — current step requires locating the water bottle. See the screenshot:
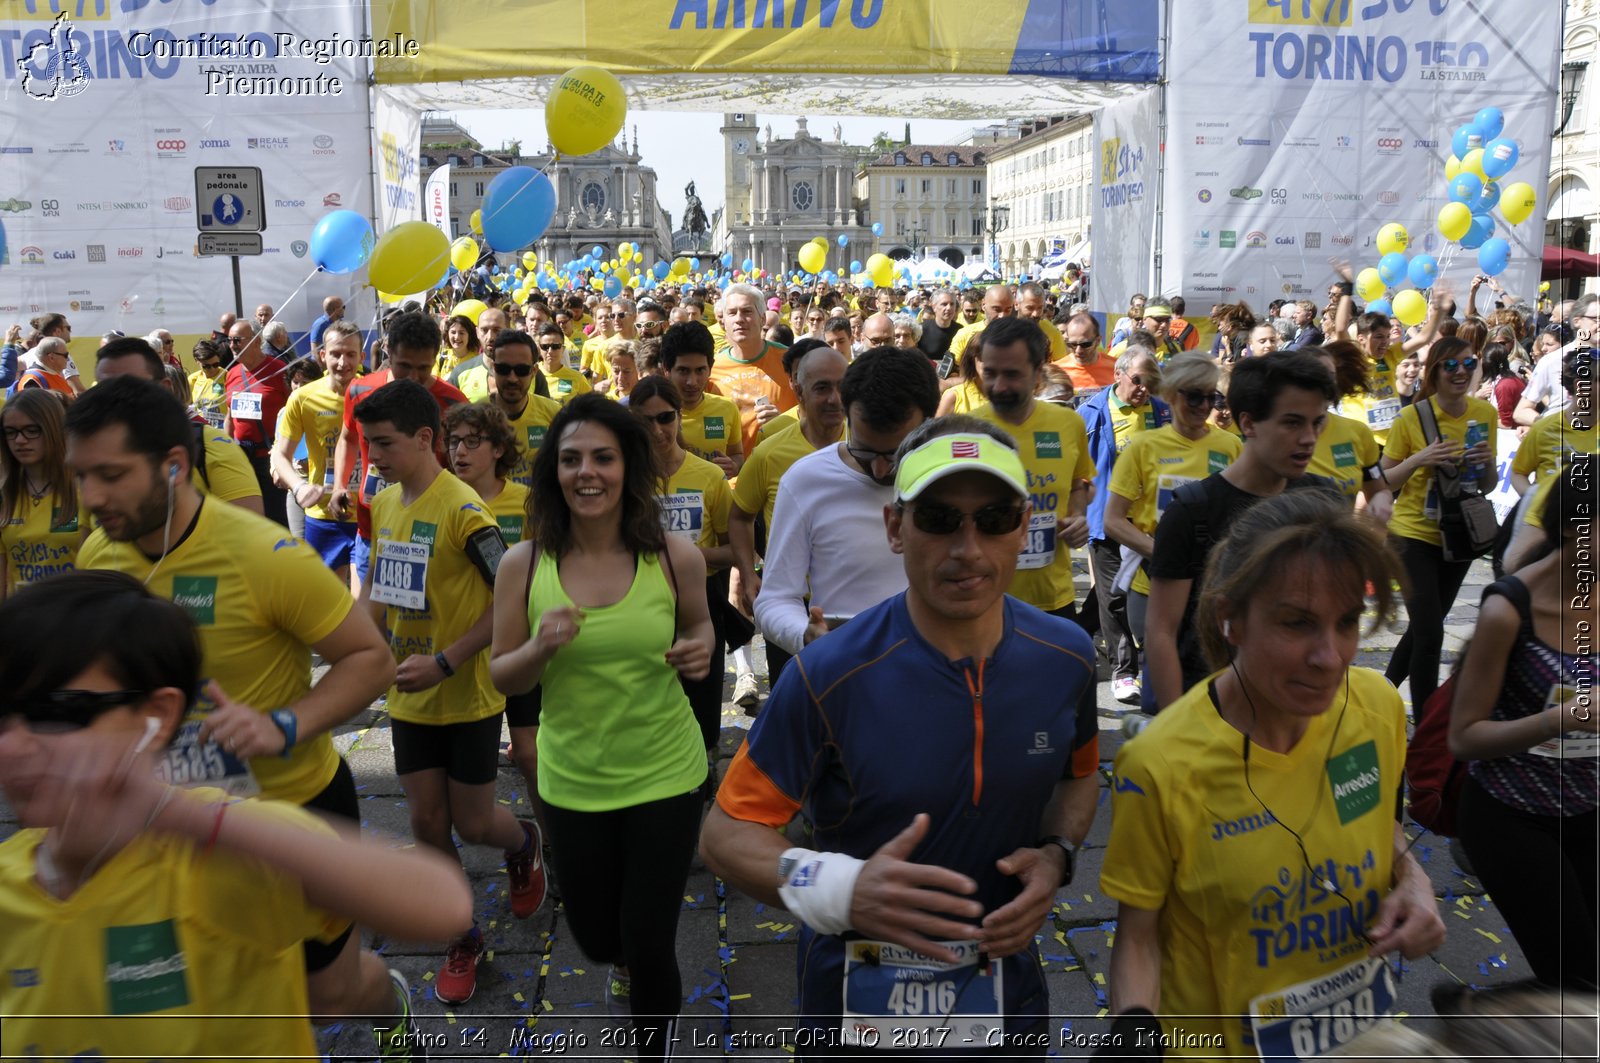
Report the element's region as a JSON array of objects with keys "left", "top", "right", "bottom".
[
  {"left": 1465, "top": 419, "right": 1487, "bottom": 480},
  {"left": 1122, "top": 714, "right": 1154, "bottom": 740}
]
